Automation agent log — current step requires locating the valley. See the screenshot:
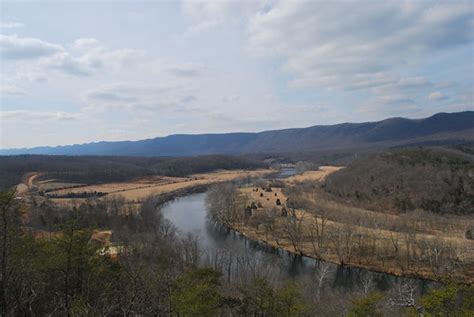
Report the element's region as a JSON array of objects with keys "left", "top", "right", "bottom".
[{"left": 1, "top": 123, "right": 473, "bottom": 316}]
